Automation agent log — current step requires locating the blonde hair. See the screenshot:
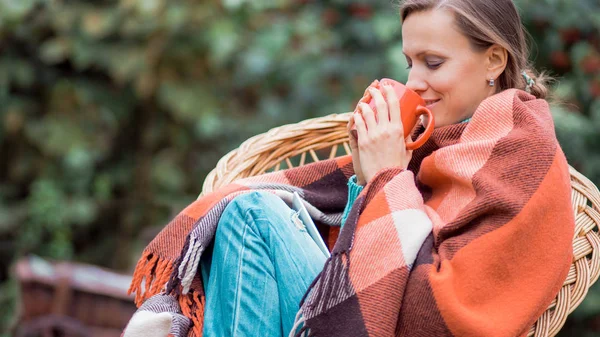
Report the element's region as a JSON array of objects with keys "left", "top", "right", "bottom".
[{"left": 399, "top": 0, "right": 551, "bottom": 99}]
